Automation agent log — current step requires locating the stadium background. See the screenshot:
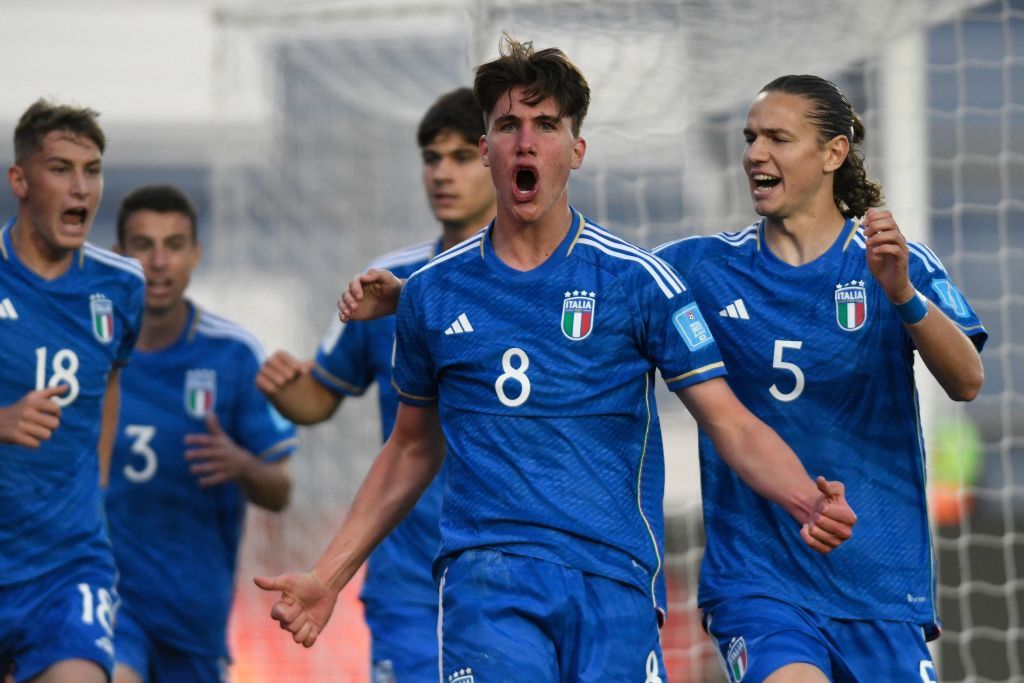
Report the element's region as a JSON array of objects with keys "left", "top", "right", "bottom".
[{"left": 1, "top": 0, "right": 1022, "bottom": 680}]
